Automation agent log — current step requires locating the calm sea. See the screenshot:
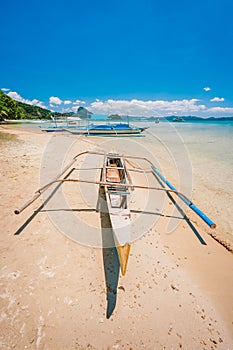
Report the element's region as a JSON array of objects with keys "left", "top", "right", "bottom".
[
  {"left": 1, "top": 119, "right": 232, "bottom": 245},
  {"left": 141, "top": 120, "right": 233, "bottom": 244}
]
